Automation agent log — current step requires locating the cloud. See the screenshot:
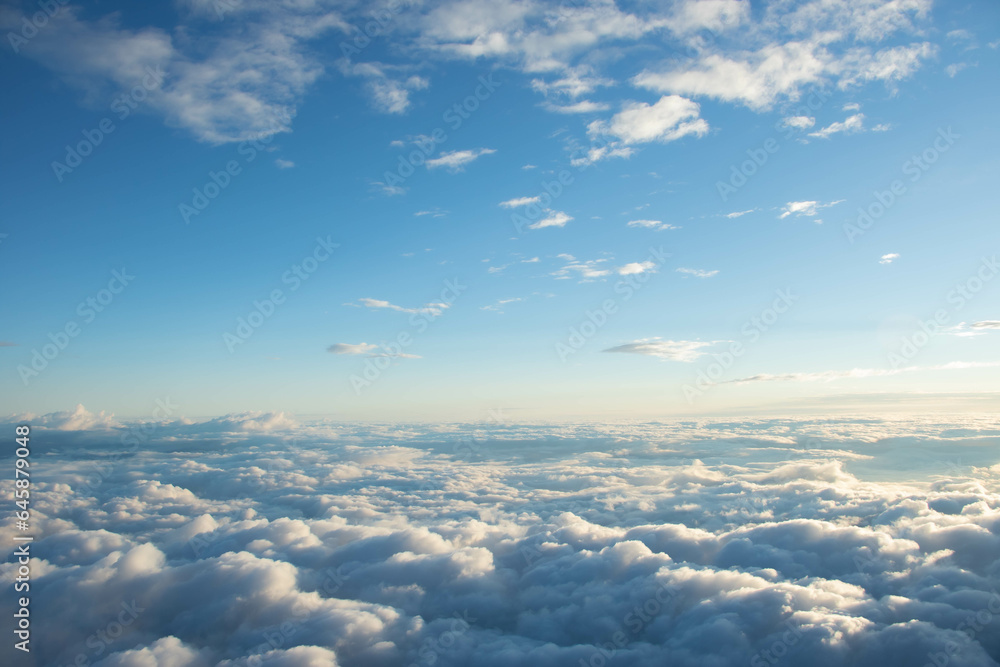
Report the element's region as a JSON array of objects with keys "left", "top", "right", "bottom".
[
  {"left": 274, "top": 159, "right": 295, "bottom": 169},
  {"left": 879, "top": 253, "right": 900, "bottom": 265},
  {"left": 528, "top": 210, "right": 572, "bottom": 230},
  {"left": 726, "top": 361, "right": 1000, "bottom": 384},
  {"left": 552, "top": 256, "right": 658, "bottom": 281},
  {"left": 5, "top": 408, "right": 1000, "bottom": 667},
  {"left": 499, "top": 196, "right": 541, "bottom": 208},
  {"left": 542, "top": 100, "right": 610, "bottom": 114},
  {"left": 627, "top": 219, "right": 678, "bottom": 231},
  {"left": 352, "top": 298, "right": 449, "bottom": 316},
  {"left": 587, "top": 95, "right": 709, "bottom": 148},
  {"left": 808, "top": 113, "right": 866, "bottom": 138},
  {"left": 970, "top": 320, "right": 1000, "bottom": 330},
  {"left": 947, "top": 321, "right": 1000, "bottom": 337},
  {"left": 781, "top": 115, "right": 816, "bottom": 130},
  {"left": 676, "top": 268, "right": 719, "bottom": 278},
  {"left": 337, "top": 61, "right": 429, "bottom": 114},
  {"left": 725, "top": 209, "right": 757, "bottom": 218},
  {"left": 426, "top": 148, "right": 496, "bottom": 171},
  {"left": 778, "top": 200, "right": 843, "bottom": 220},
  {"left": 945, "top": 63, "right": 970, "bottom": 78},
  {"left": 327, "top": 342, "right": 420, "bottom": 359},
  {"left": 481, "top": 297, "right": 524, "bottom": 313},
  {"left": 603, "top": 338, "right": 719, "bottom": 362}
]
